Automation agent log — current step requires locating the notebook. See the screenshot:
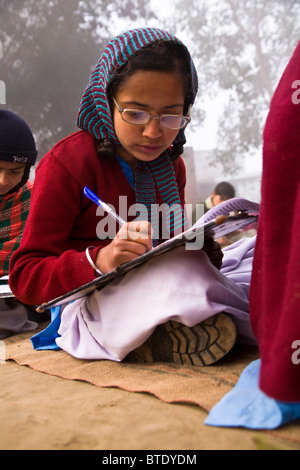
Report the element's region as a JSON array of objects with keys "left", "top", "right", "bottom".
[
  {"left": 37, "top": 197, "right": 259, "bottom": 311},
  {"left": 0, "top": 275, "right": 14, "bottom": 299}
]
